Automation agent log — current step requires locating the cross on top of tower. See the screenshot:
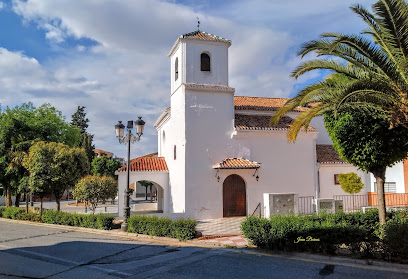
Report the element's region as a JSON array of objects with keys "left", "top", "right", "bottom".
[{"left": 197, "top": 17, "right": 200, "bottom": 31}]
